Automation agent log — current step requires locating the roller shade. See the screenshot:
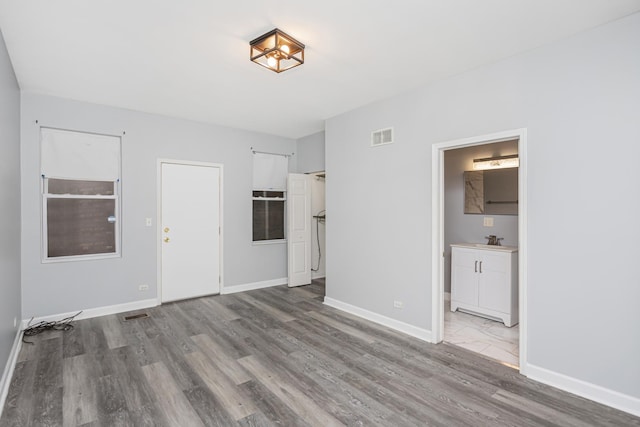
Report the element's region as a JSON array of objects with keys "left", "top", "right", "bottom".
[
  {"left": 41, "top": 128, "right": 121, "bottom": 181},
  {"left": 252, "top": 152, "right": 288, "bottom": 191}
]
